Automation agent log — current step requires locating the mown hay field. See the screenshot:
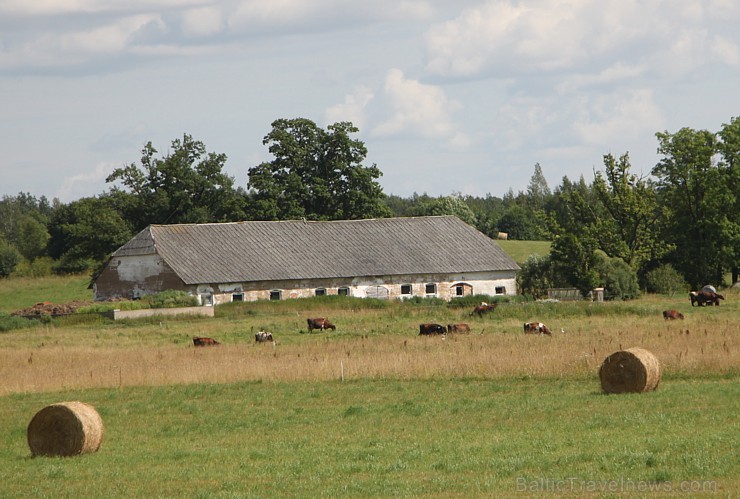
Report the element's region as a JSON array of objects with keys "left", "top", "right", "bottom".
[{"left": 0, "top": 285, "right": 738, "bottom": 496}]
